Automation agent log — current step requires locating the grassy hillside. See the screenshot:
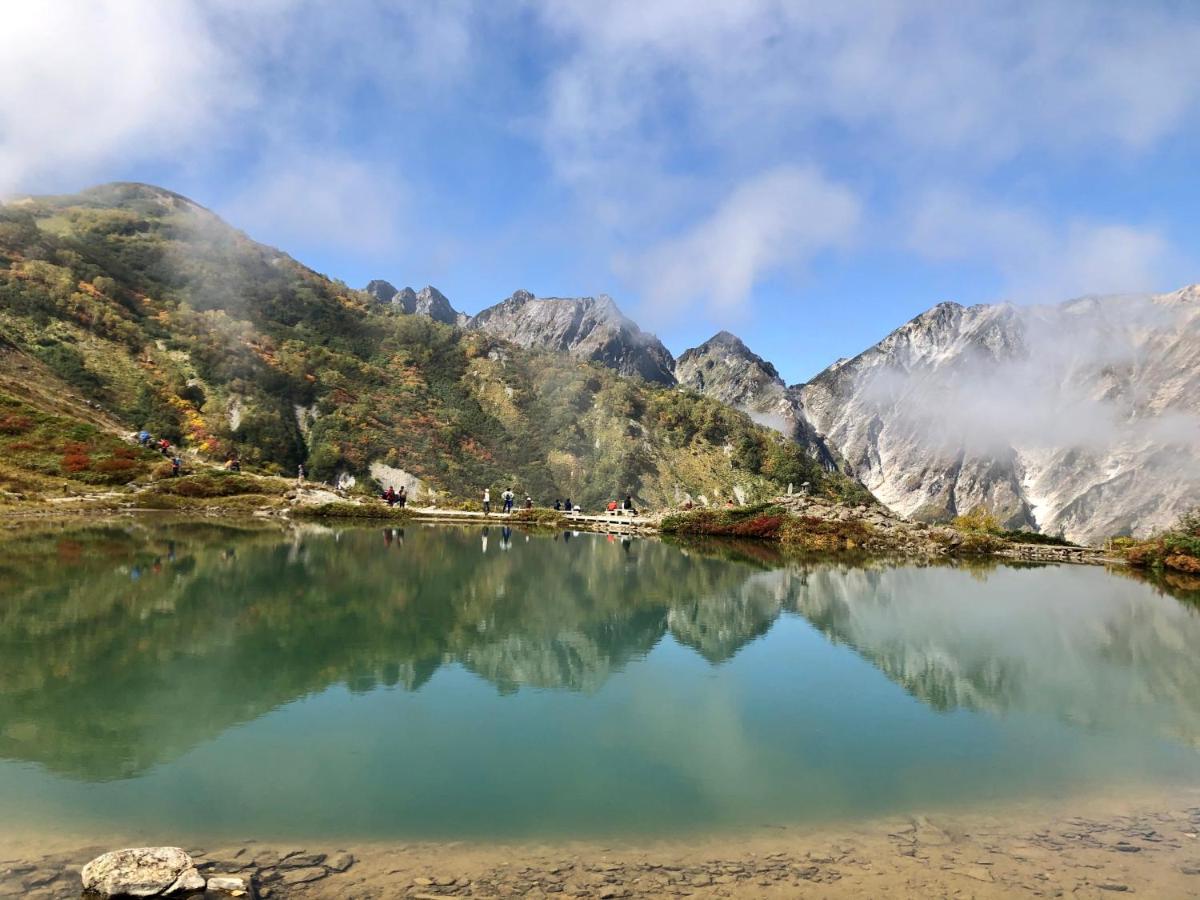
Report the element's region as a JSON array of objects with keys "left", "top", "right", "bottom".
[{"left": 0, "top": 183, "right": 857, "bottom": 509}]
